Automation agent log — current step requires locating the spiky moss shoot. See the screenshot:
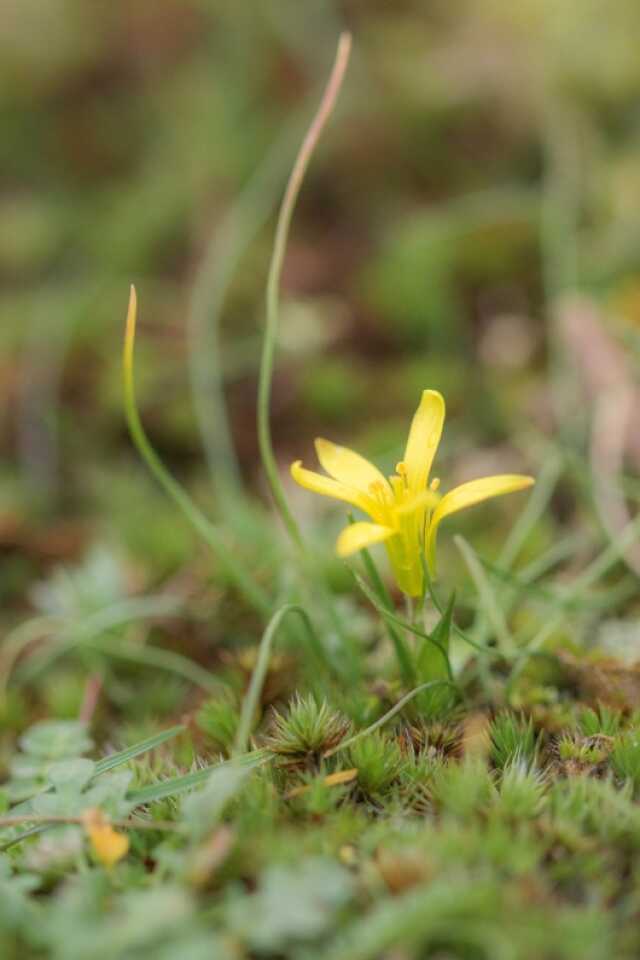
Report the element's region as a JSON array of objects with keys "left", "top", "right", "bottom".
[
  {"left": 266, "top": 695, "right": 351, "bottom": 763},
  {"left": 556, "top": 733, "right": 613, "bottom": 776},
  {"left": 196, "top": 694, "right": 239, "bottom": 755},
  {"left": 547, "top": 775, "right": 637, "bottom": 852},
  {"left": 347, "top": 732, "right": 405, "bottom": 799},
  {"left": 284, "top": 768, "right": 357, "bottom": 817},
  {"left": 578, "top": 705, "right": 622, "bottom": 738},
  {"left": 394, "top": 751, "right": 437, "bottom": 815},
  {"left": 493, "top": 760, "right": 546, "bottom": 820},
  {"left": 399, "top": 720, "right": 462, "bottom": 761},
  {"left": 489, "top": 712, "right": 538, "bottom": 770},
  {"left": 430, "top": 758, "right": 495, "bottom": 819},
  {"left": 610, "top": 732, "right": 640, "bottom": 788}
]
